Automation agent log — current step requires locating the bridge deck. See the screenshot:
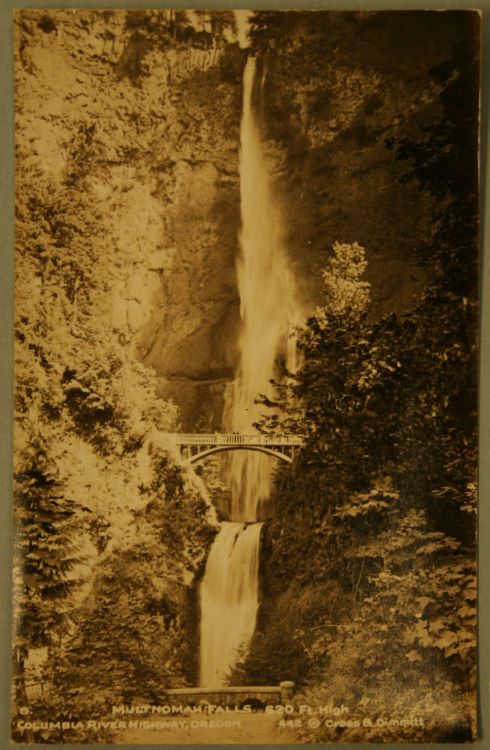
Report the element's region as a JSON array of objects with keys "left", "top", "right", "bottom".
[{"left": 173, "top": 433, "right": 304, "bottom": 447}]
